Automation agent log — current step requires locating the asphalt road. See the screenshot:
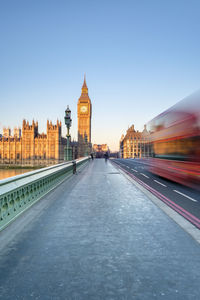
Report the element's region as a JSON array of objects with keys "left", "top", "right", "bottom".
[{"left": 112, "top": 158, "right": 200, "bottom": 229}]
